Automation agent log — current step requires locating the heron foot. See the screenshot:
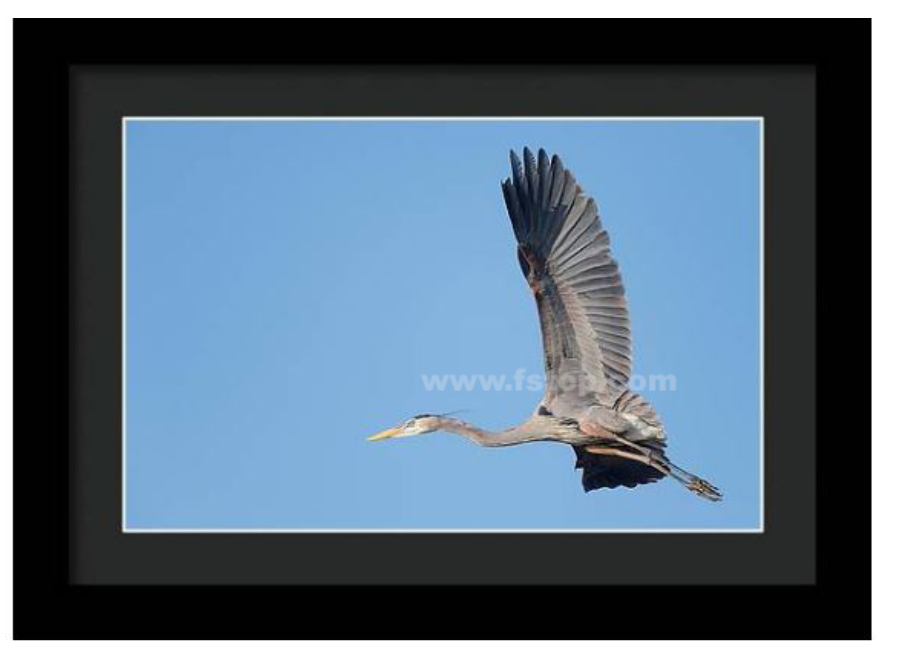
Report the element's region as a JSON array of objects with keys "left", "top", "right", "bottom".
[
  {"left": 685, "top": 477, "right": 723, "bottom": 502},
  {"left": 662, "top": 460, "right": 723, "bottom": 502}
]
